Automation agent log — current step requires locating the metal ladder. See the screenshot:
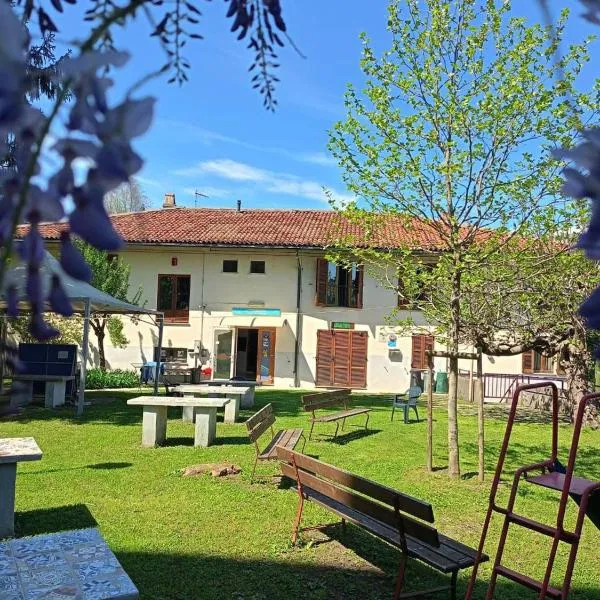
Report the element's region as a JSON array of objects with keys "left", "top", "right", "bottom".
[{"left": 465, "top": 382, "right": 600, "bottom": 599}]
